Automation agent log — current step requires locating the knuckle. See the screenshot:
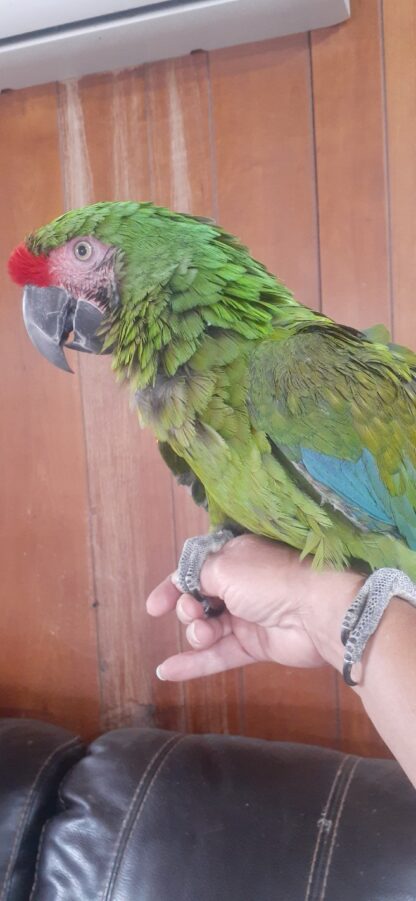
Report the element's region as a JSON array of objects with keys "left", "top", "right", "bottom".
[
  {"left": 206, "top": 551, "right": 224, "bottom": 582},
  {"left": 229, "top": 533, "right": 258, "bottom": 554}
]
